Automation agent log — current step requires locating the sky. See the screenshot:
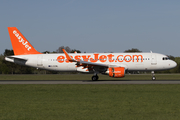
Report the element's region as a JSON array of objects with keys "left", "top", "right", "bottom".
[{"left": 0, "top": 0, "right": 180, "bottom": 56}]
